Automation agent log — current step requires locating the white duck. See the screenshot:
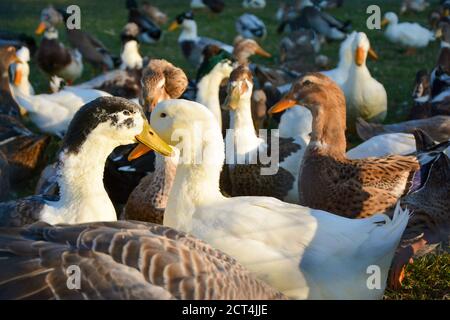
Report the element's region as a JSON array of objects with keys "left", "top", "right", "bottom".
[
  {"left": 382, "top": 12, "right": 434, "bottom": 53},
  {"left": 196, "top": 59, "right": 233, "bottom": 131},
  {"left": 0, "top": 97, "right": 172, "bottom": 227},
  {"left": 9, "top": 46, "right": 34, "bottom": 116},
  {"left": 135, "top": 98, "right": 409, "bottom": 300},
  {"left": 321, "top": 31, "right": 357, "bottom": 88},
  {"left": 10, "top": 51, "right": 111, "bottom": 137},
  {"left": 342, "top": 32, "right": 387, "bottom": 132}
]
